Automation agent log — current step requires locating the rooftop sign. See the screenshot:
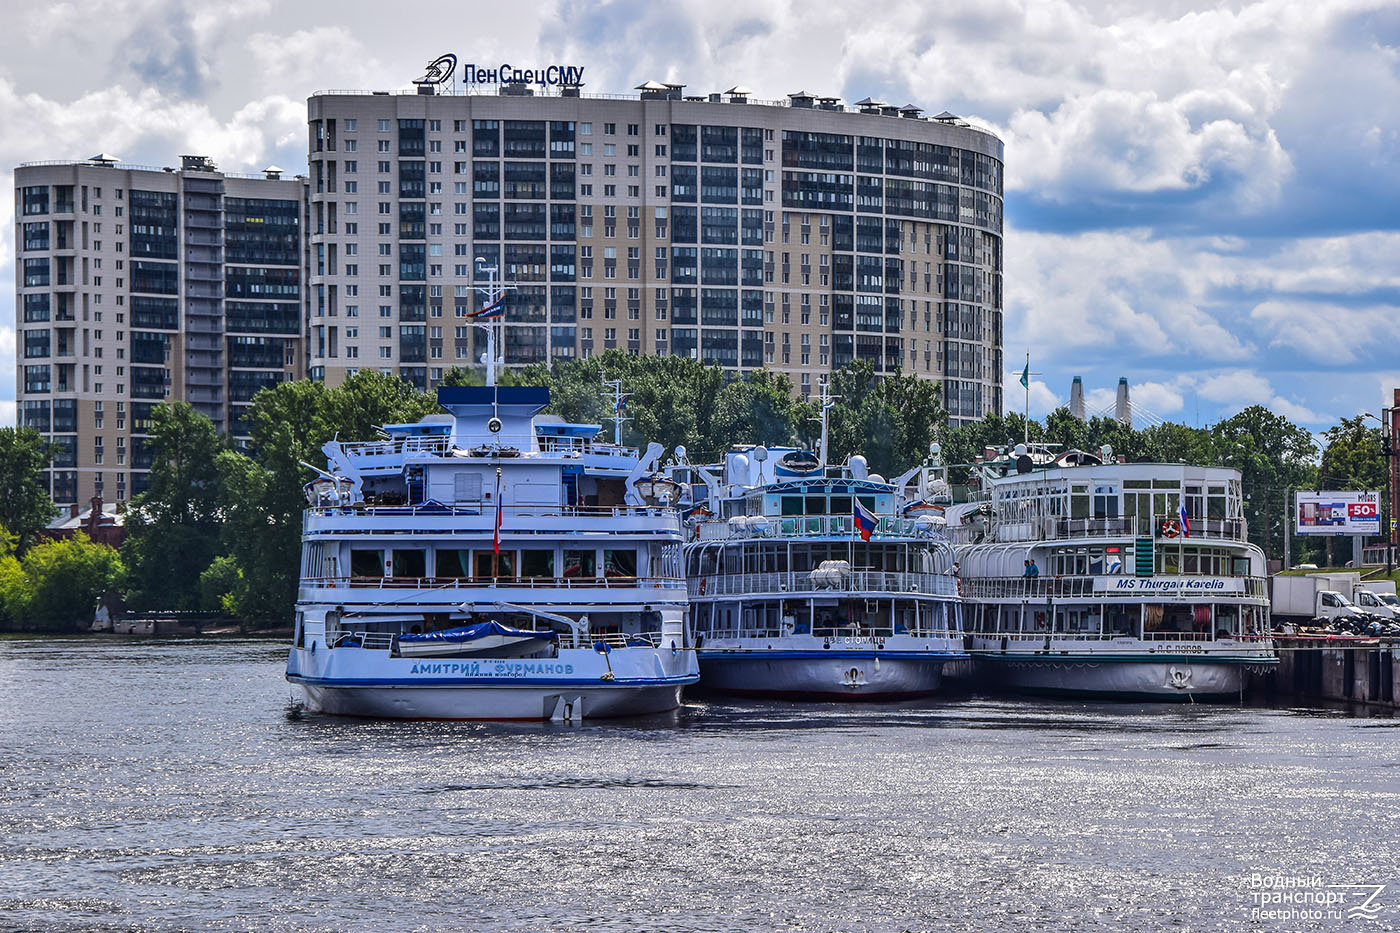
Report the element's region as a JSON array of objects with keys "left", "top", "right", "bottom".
[{"left": 414, "top": 53, "right": 584, "bottom": 89}]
